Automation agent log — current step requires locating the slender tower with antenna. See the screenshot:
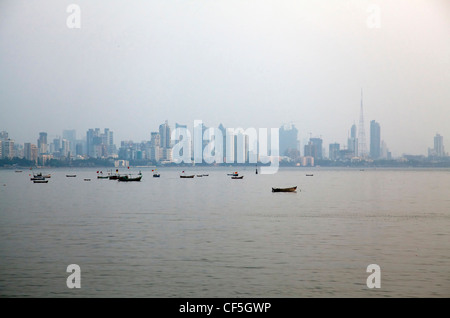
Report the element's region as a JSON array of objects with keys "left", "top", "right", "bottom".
[{"left": 358, "top": 89, "right": 367, "bottom": 158}]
